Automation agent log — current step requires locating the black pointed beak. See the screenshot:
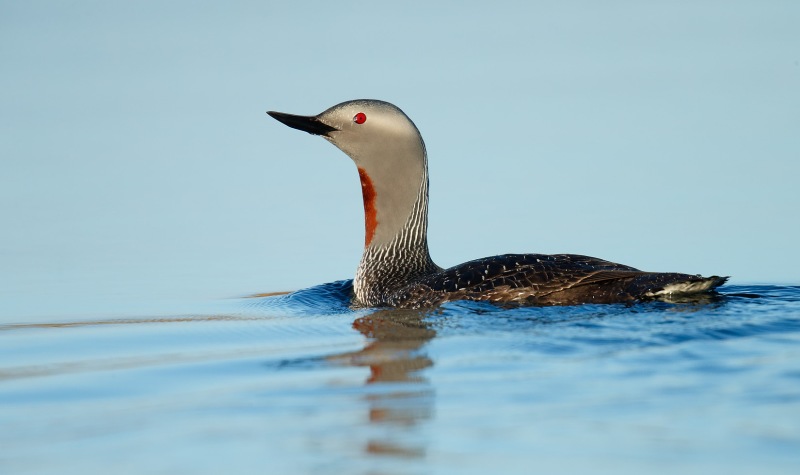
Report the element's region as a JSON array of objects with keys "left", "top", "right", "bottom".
[{"left": 267, "top": 111, "right": 338, "bottom": 137}]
